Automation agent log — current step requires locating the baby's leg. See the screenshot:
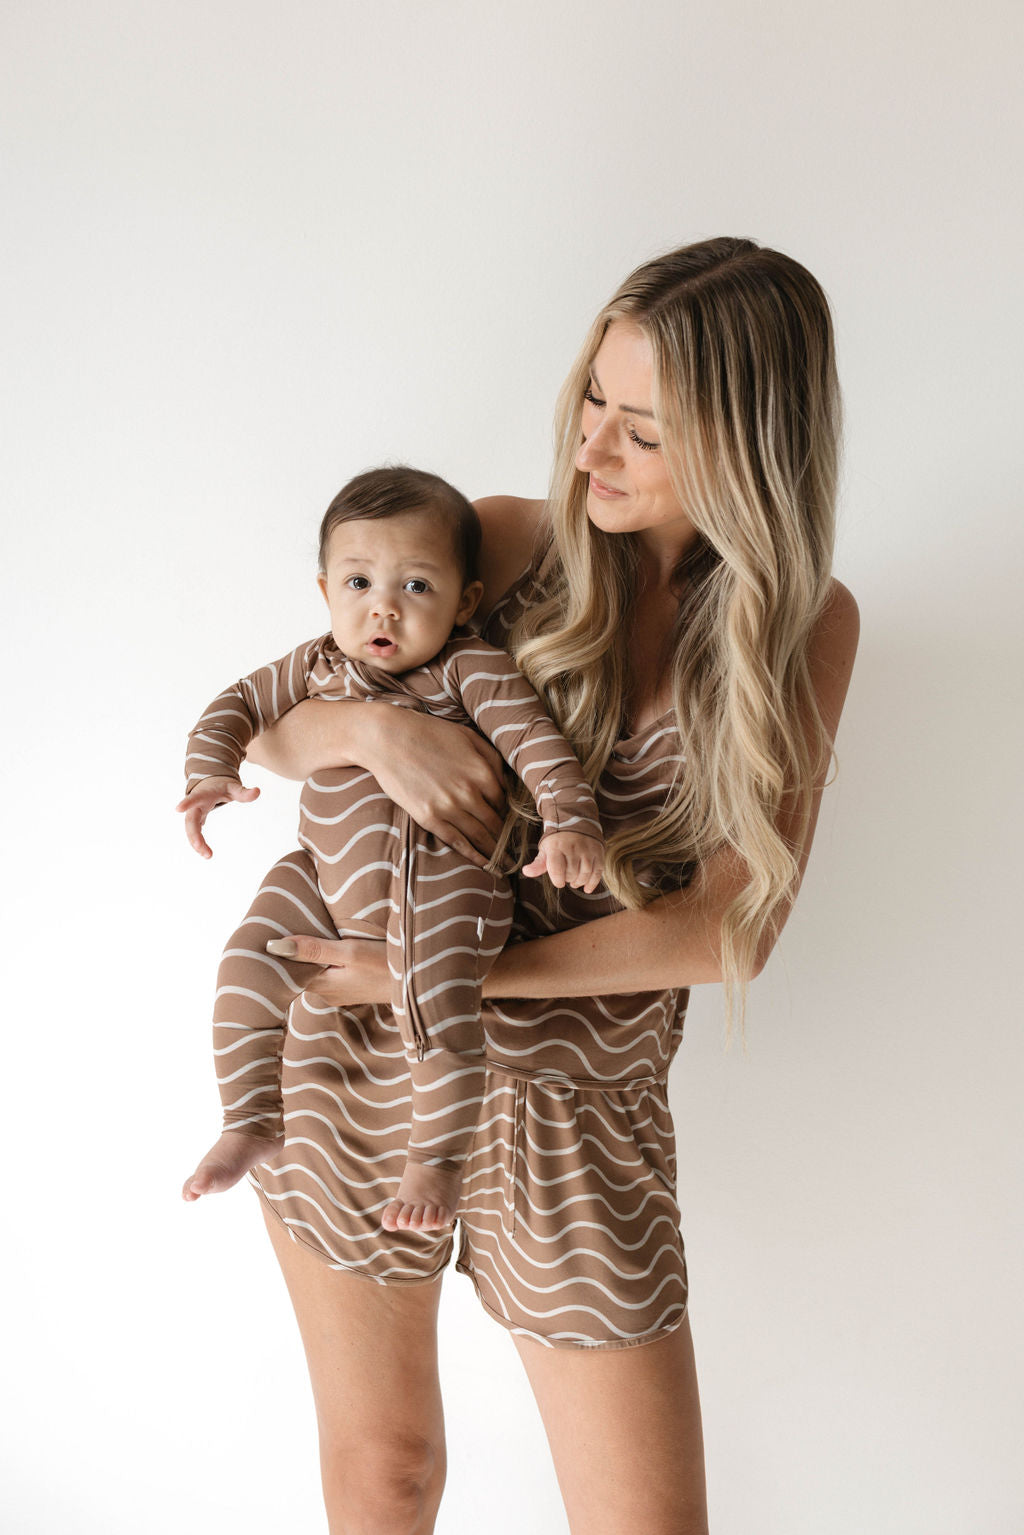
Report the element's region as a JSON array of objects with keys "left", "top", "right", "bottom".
[
  {"left": 183, "top": 849, "right": 339, "bottom": 1201},
  {"left": 382, "top": 822, "right": 515, "bottom": 1232}
]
